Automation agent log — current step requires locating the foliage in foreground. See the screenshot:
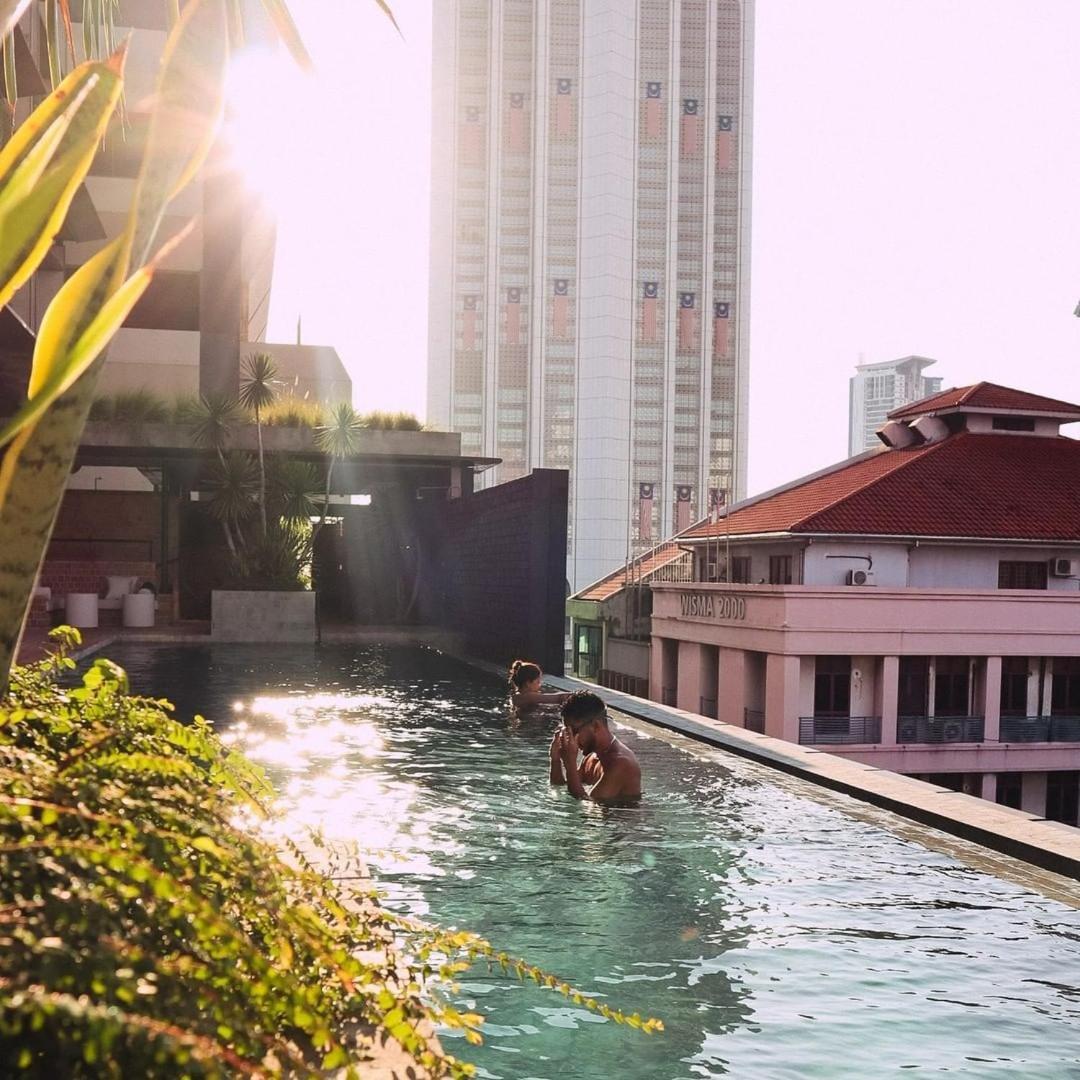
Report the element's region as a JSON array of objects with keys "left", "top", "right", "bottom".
[{"left": 0, "top": 631, "right": 662, "bottom": 1077}]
